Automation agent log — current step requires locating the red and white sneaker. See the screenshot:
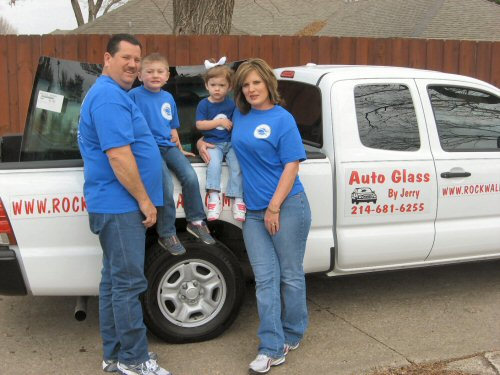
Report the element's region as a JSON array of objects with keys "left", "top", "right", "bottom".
[
  {"left": 207, "top": 199, "right": 222, "bottom": 221},
  {"left": 232, "top": 202, "right": 246, "bottom": 222}
]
